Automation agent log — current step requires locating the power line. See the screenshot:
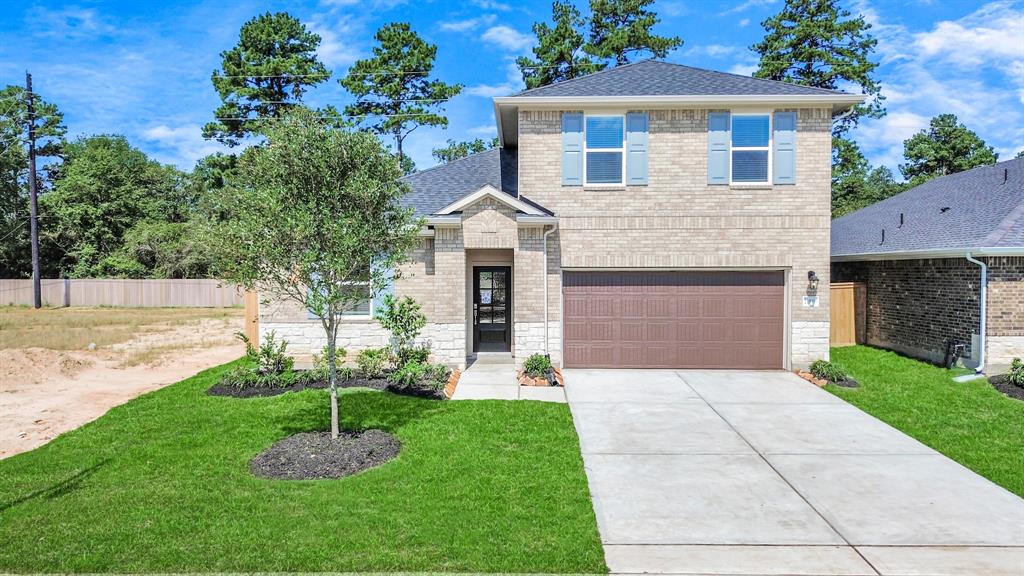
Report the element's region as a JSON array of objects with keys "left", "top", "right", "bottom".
[
  {"left": 210, "top": 63, "right": 580, "bottom": 81},
  {"left": 214, "top": 113, "right": 443, "bottom": 121}
]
